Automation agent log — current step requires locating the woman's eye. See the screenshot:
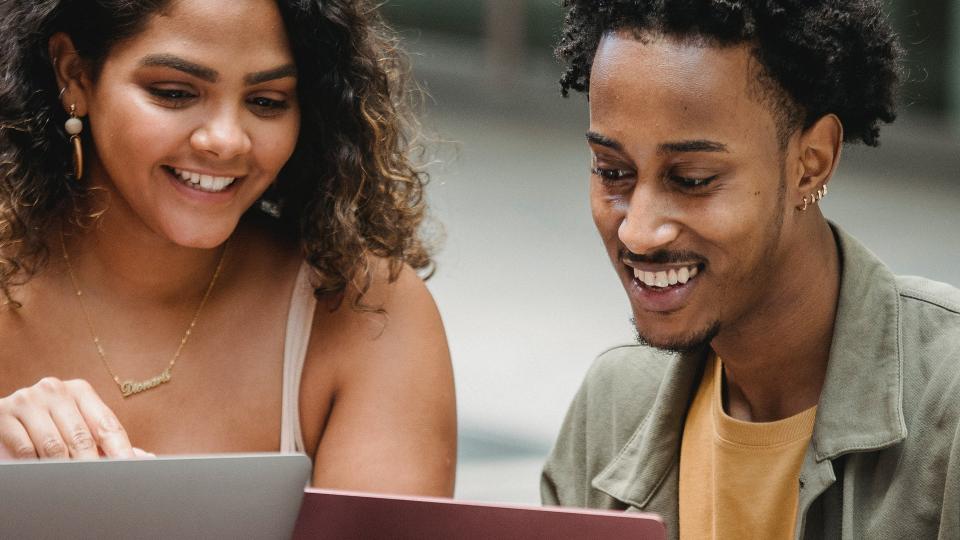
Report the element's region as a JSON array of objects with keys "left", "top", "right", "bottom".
[
  {"left": 591, "top": 167, "right": 633, "bottom": 182},
  {"left": 671, "top": 175, "right": 717, "bottom": 189},
  {"left": 248, "top": 96, "right": 289, "bottom": 115},
  {"left": 148, "top": 88, "right": 196, "bottom": 103}
]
